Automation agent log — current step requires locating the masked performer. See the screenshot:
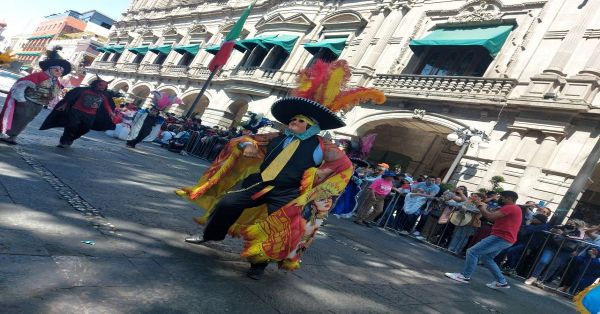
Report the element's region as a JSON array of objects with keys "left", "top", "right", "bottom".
[
  {"left": 40, "top": 76, "right": 117, "bottom": 147},
  {"left": 126, "top": 91, "right": 179, "bottom": 148},
  {"left": 0, "top": 47, "right": 71, "bottom": 145},
  {"left": 176, "top": 60, "right": 386, "bottom": 279}
]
